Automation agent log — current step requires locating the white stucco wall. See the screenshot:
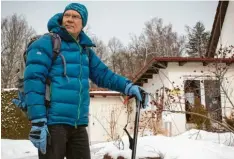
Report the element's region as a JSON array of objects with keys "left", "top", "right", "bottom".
[
  {"left": 143, "top": 69, "right": 169, "bottom": 94},
  {"left": 216, "top": 1, "right": 234, "bottom": 58},
  {"left": 88, "top": 95, "right": 127, "bottom": 144},
  {"left": 141, "top": 62, "right": 234, "bottom": 136},
  {"left": 88, "top": 62, "right": 234, "bottom": 139},
  {"left": 221, "top": 66, "right": 234, "bottom": 117}
]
